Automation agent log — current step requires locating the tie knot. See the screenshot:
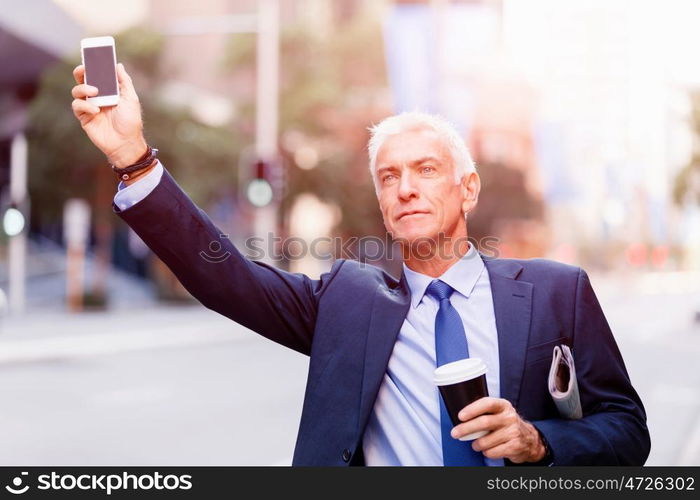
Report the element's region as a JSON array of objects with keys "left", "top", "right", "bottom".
[{"left": 426, "top": 279, "right": 454, "bottom": 302}]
